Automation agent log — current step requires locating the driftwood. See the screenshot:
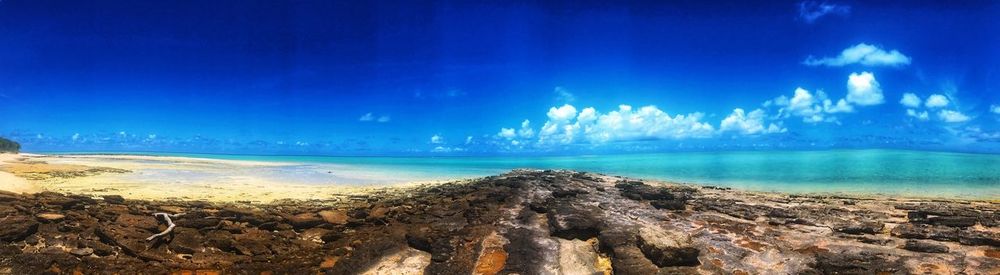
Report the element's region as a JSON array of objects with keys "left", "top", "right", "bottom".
[{"left": 146, "top": 212, "right": 184, "bottom": 241}]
